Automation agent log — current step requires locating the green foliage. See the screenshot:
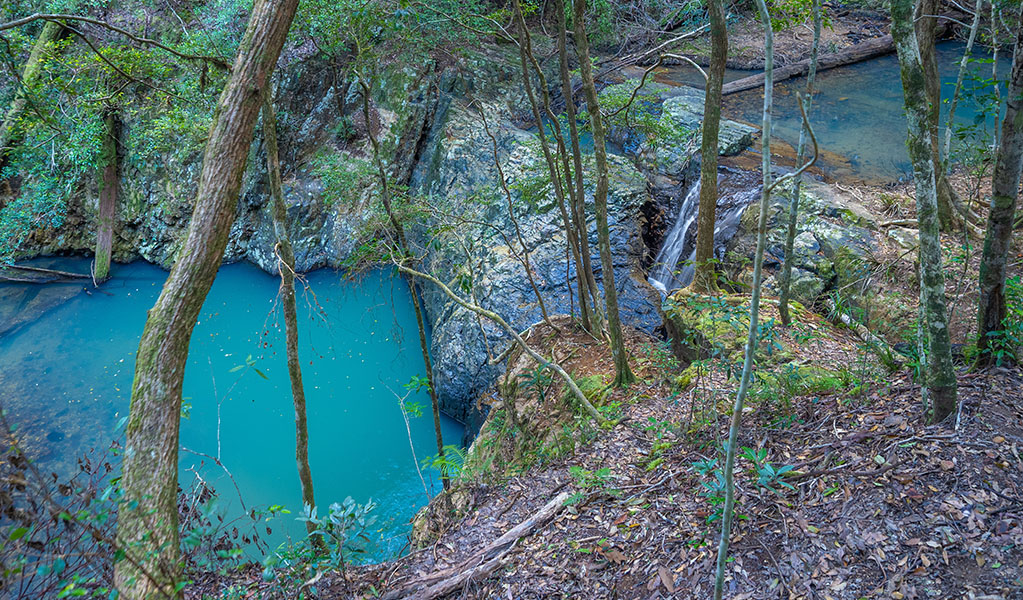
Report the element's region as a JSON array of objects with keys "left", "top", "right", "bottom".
[
  {"left": 274, "top": 497, "right": 379, "bottom": 573},
  {"left": 0, "top": 10, "right": 223, "bottom": 263},
  {"left": 312, "top": 151, "right": 376, "bottom": 207},
  {"left": 421, "top": 445, "right": 467, "bottom": 480},
  {"left": 981, "top": 275, "right": 1023, "bottom": 365},
  {"left": 767, "top": 0, "right": 832, "bottom": 32},
  {"left": 739, "top": 446, "right": 795, "bottom": 493},
  {"left": 691, "top": 457, "right": 727, "bottom": 522},
  {"left": 518, "top": 363, "right": 554, "bottom": 401},
  {"left": 564, "top": 465, "right": 617, "bottom": 506},
  {"left": 639, "top": 341, "right": 680, "bottom": 377}
]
